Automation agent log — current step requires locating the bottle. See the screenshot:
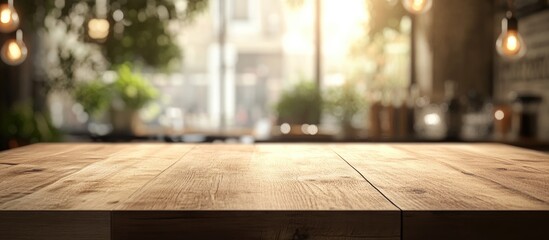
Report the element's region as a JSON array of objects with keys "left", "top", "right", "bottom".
[
  {"left": 406, "top": 84, "right": 420, "bottom": 139},
  {"left": 444, "top": 80, "right": 461, "bottom": 140}
]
